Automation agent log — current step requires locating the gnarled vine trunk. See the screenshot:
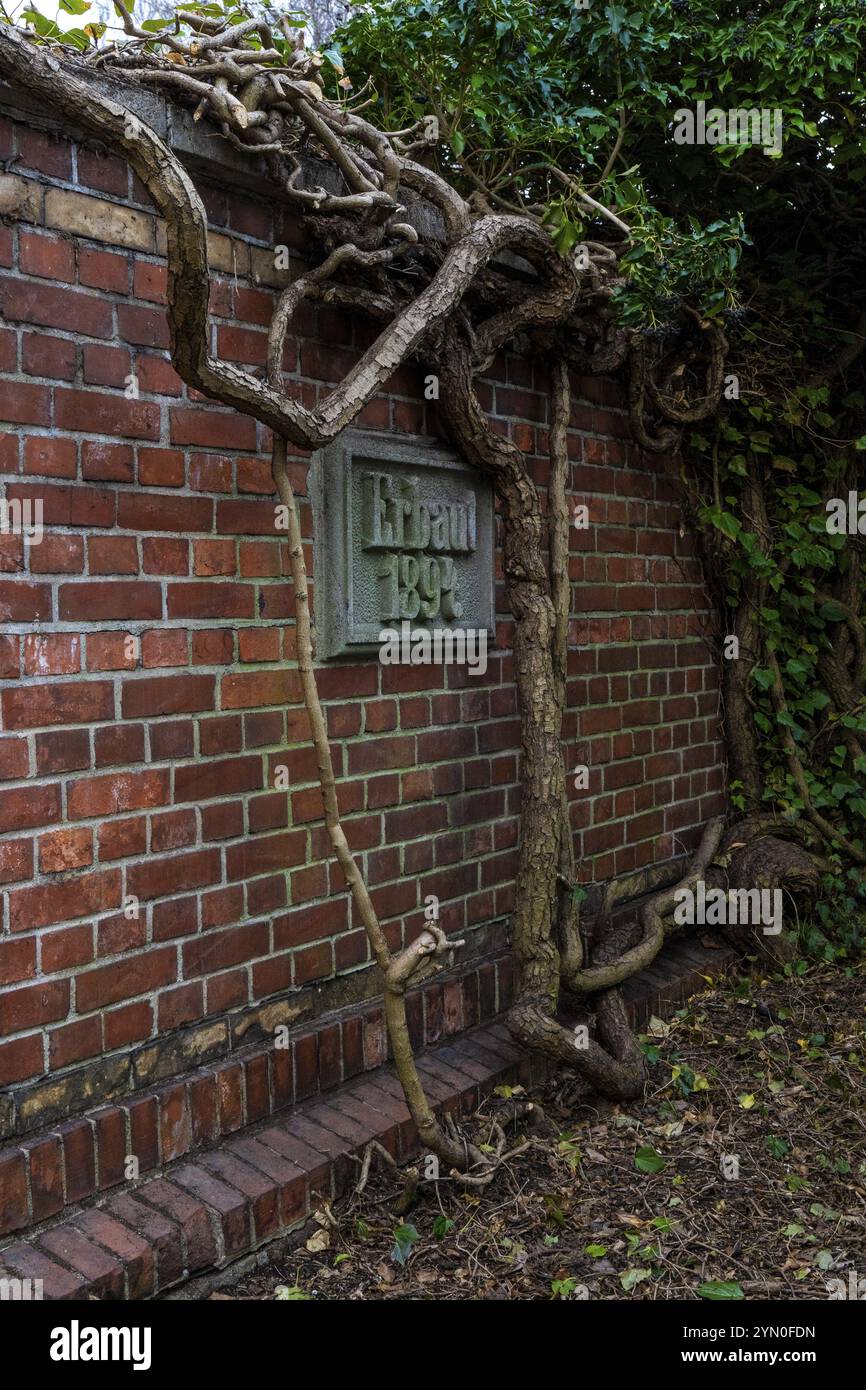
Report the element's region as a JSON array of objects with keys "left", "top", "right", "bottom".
[{"left": 1, "top": 14, "right": 843, "bottom": 1188}]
